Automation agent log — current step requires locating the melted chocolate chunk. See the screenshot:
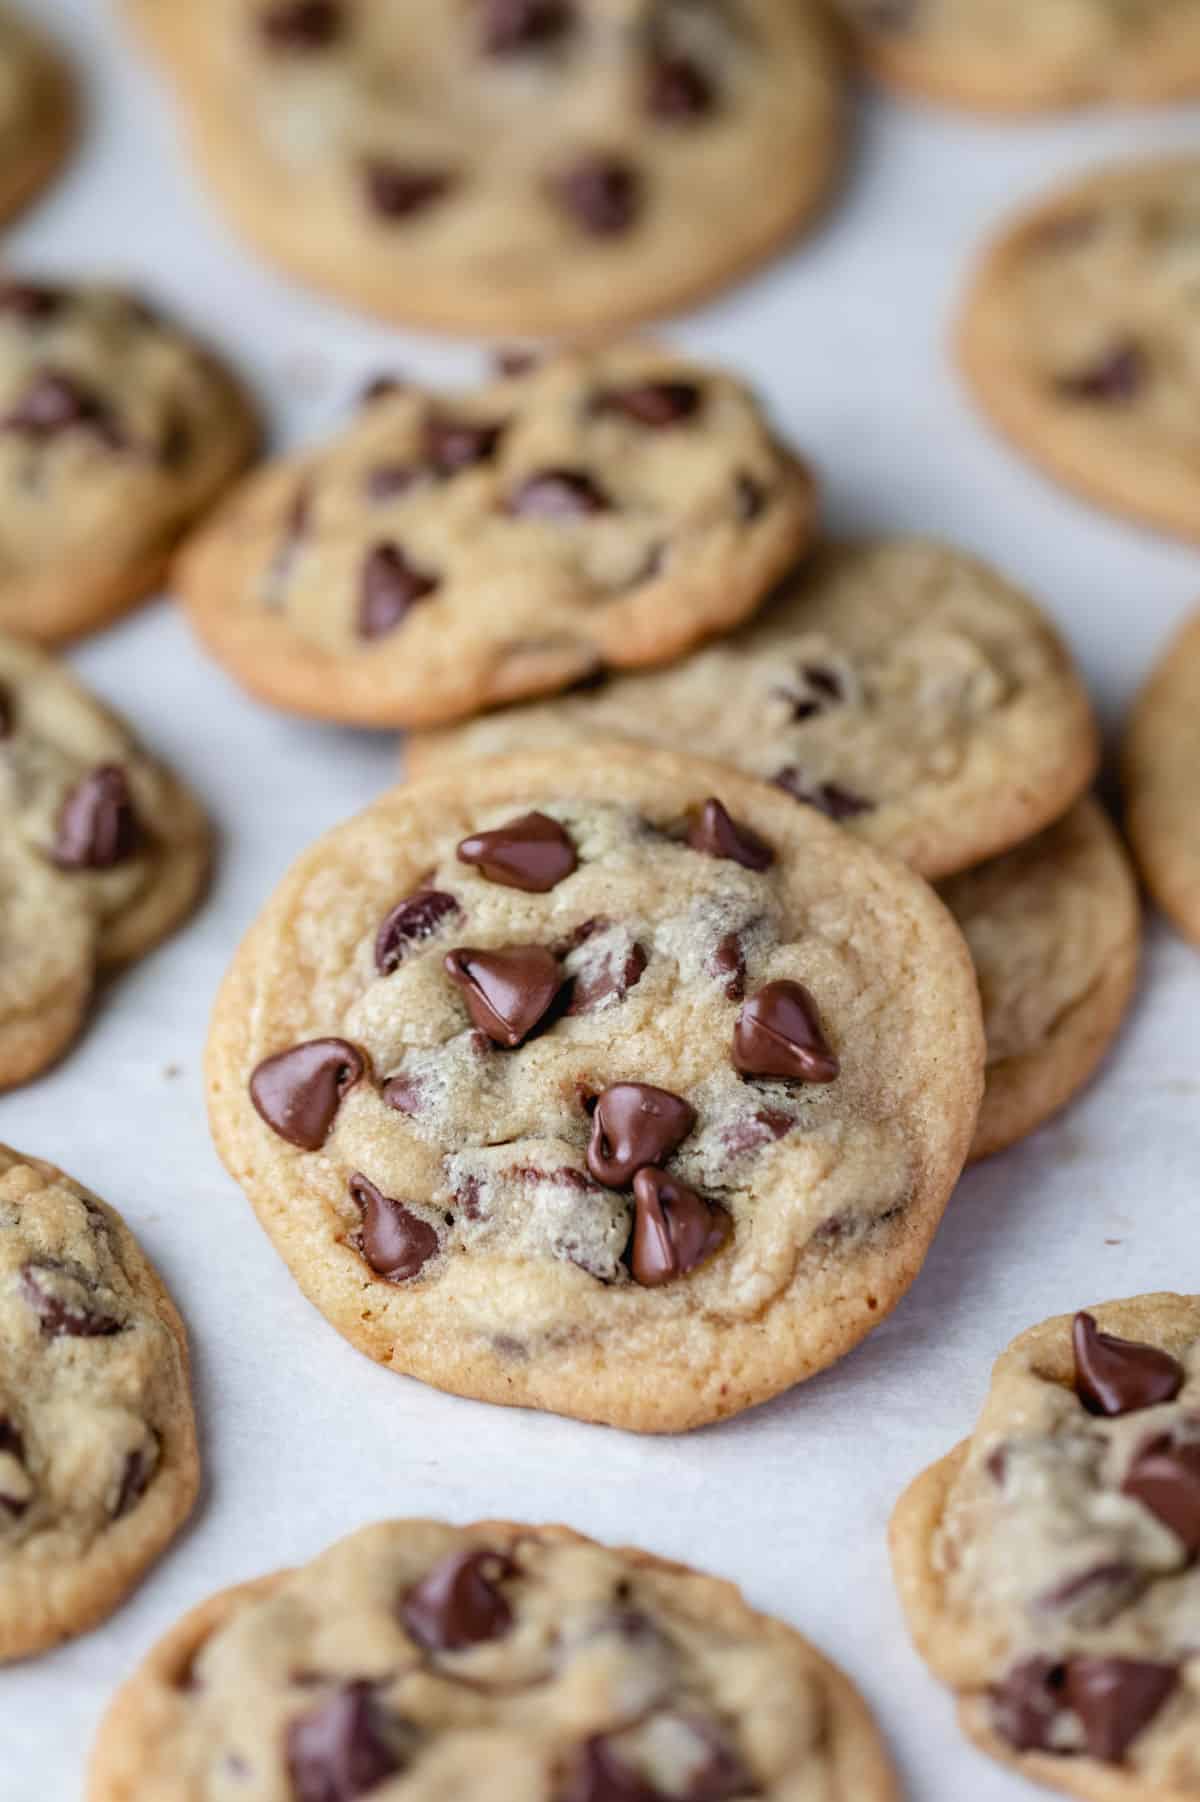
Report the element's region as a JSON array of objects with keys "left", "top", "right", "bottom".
[
  {"left": 349, "top": 1175, "right": 439, "bottom": 1283},
  {"left": 250, "top": 1039, "right": 366, "bottom": 1150},
  {"left": 381, "top": 1074, "right": 426, "bottom": 1117},
  {"left": 0, "top": 1420, "right": 28, "bottom": 1517},
  {"left": 3, "top": 369, "right": 124, "bottom": 447},
  {"left": 53, "top": 766, "right": 140, "bottom": 870},
  {"left": 708, "top": 930, "right": 746, "bottom": 1002},
  {"left": 112, "top": 1443, "right": 155, "bottom": 1519},
  {"left": 402, "top": 1546, "right": 515, "bottom": 1652},
  {"left": 721, "top": 1108, "right": 794, "bottom": 1158},
  {"left": 0, "top": 686, "right": 14, "bottom": 738},
  {"left": 508, "top": 467, "right": 611, "bottom": 520},
  {"left": 734, "top": 472, "right": 766, "bottom": 521},
  {"left": 587, "top": 1084, "right": 696, "bottom": 1188},
  {"left": 990, "top": 1659, "right": 1066, "bottom": 1755},
  {"left": 1036, "top": 1561, "right": 1142, "bottom": 1624},
  {"left": 482, "top": 0, "right": 573, "bottom": 53},
  {"left": 630, "top": 1169, "right": 730, "bottom": 1286},
  {"left": 561, "top": 1736, "right": 666, "bottom": 1801},
  {"left": 258, "top": 0, "right": 343, "bottom": 48},
  {"left": 286, "top": 1682, "right": 405, "bottom": 1802},
  {"left": 364, "top": 463, "right": 419, "bottom": 504},
  {"left": 0, "top": 281, "right": 66, "bottom": 321},
  {"left": 1056, "top": 341, "right": 1145, "bottom": 405},
  {"left": 457, "top": 811, "right": 576, "bottom": 892},
  {"left": 1123, "top": 1428, "right": 1200, "bottom": 1555},
  {"left": 360, "top": 374, "right": 407, "bottom": 406},
  {"left": 444, "top": 946, "right": 563, "bottom": 1047},
  {"left": 646, "top": 54, "right": 716, "bottom": 123},
  {"left": 20, "top": 1263, "right": 122, "bottom": 1337},
  {"left": 733, "top": 982, "right": 838, "bottom": 1084},
  {"left": 375, "top": 889, "right": 461, "bottom": 974},
  {"left": 557, "top": 156, "right": 641, "bottom": 236},
  {"left": 772, "top": 771, "right": 873, "bottom": 821},
  {"left": 492, "top": 347, "right": 542, "bottom": 379},
  {"left": 595, "top": 381, "right": 701, "bottom": 428},
  {"left": 567, "top": 940, "right": 647, "bottom": 1014},
  {"left": 359, "top": 542, "right": 440, "bottom": 639},
  {"left": 687, "top": 798, "right": 773, "bottom": 871},
  {"left": 425, "top": 415, "right": 505, "bottom": 476},
  {"left": 1065, "top": 1659, "right": 1178, "bottom": 1765},
  {"left": 363, "top": 161, "right": 456, "bottom": 221},
  {"left": 1073, "top": 1312, "right": 1184, "bottom": 1417}
]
